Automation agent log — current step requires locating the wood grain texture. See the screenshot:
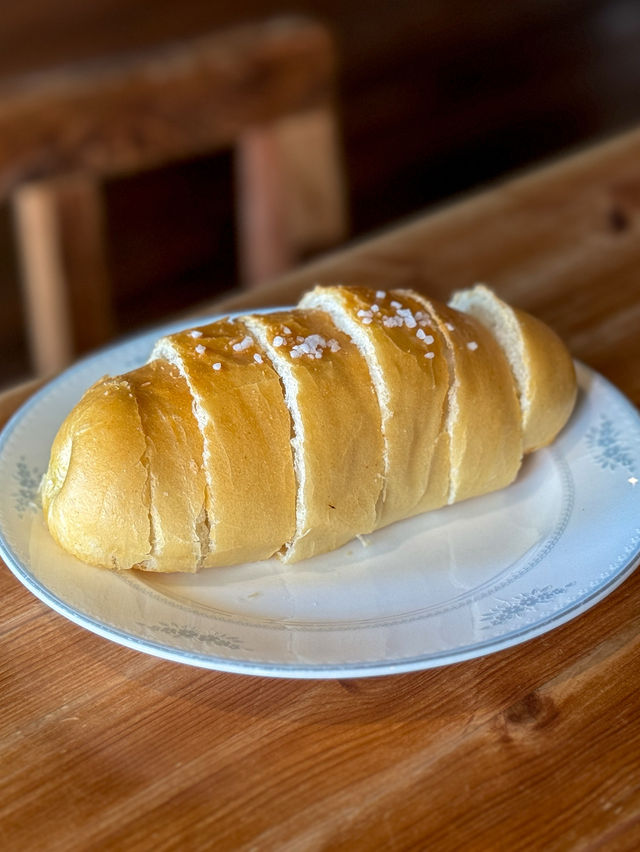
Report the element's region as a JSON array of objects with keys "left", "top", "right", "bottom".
[
  {"left": 1, "top": 128, "right": 640, "bottom": 851},
  {"left": 0, "top": 17, "right": 335, "bottom": 195}
]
